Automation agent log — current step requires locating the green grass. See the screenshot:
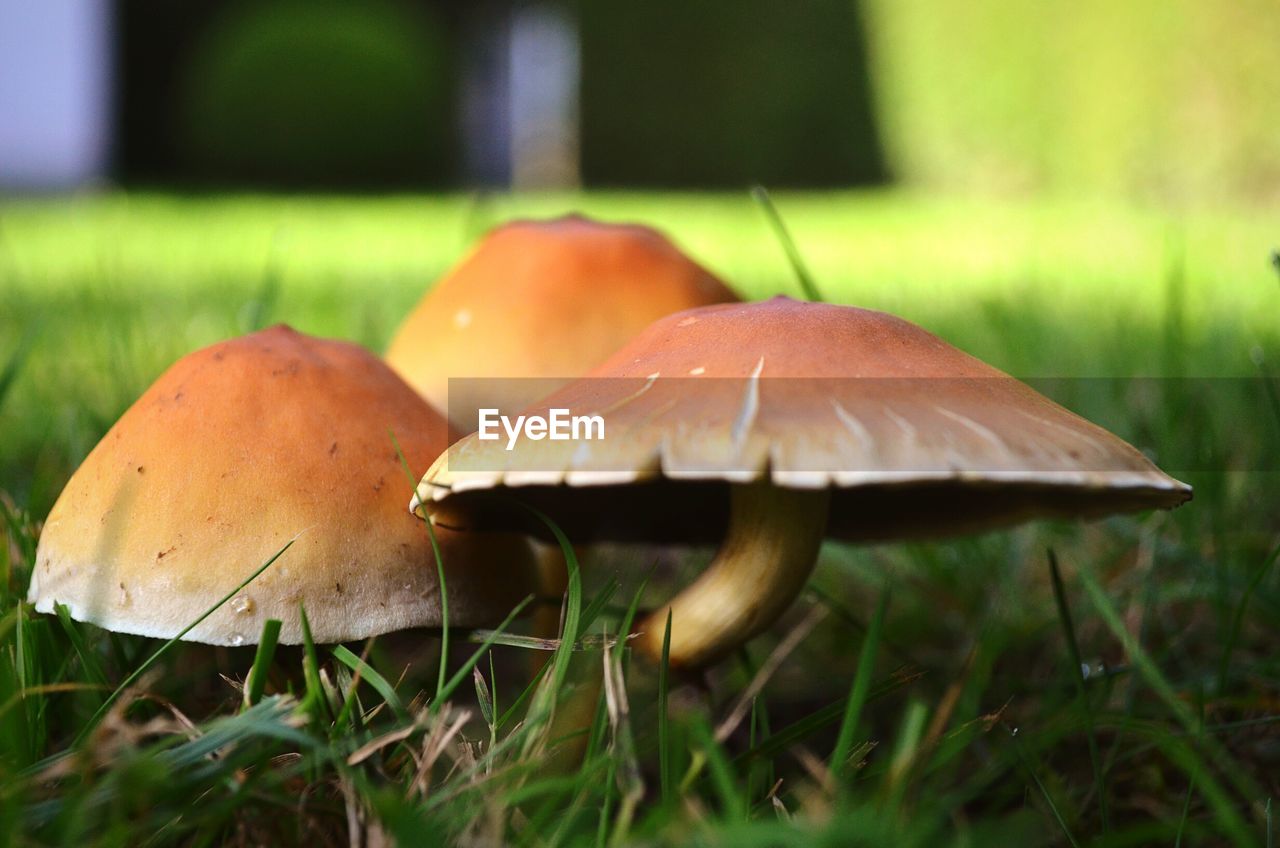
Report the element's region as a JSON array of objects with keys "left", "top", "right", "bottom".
[{"left": 1, "top": 190, "right": 1278, "bottom": 845}]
